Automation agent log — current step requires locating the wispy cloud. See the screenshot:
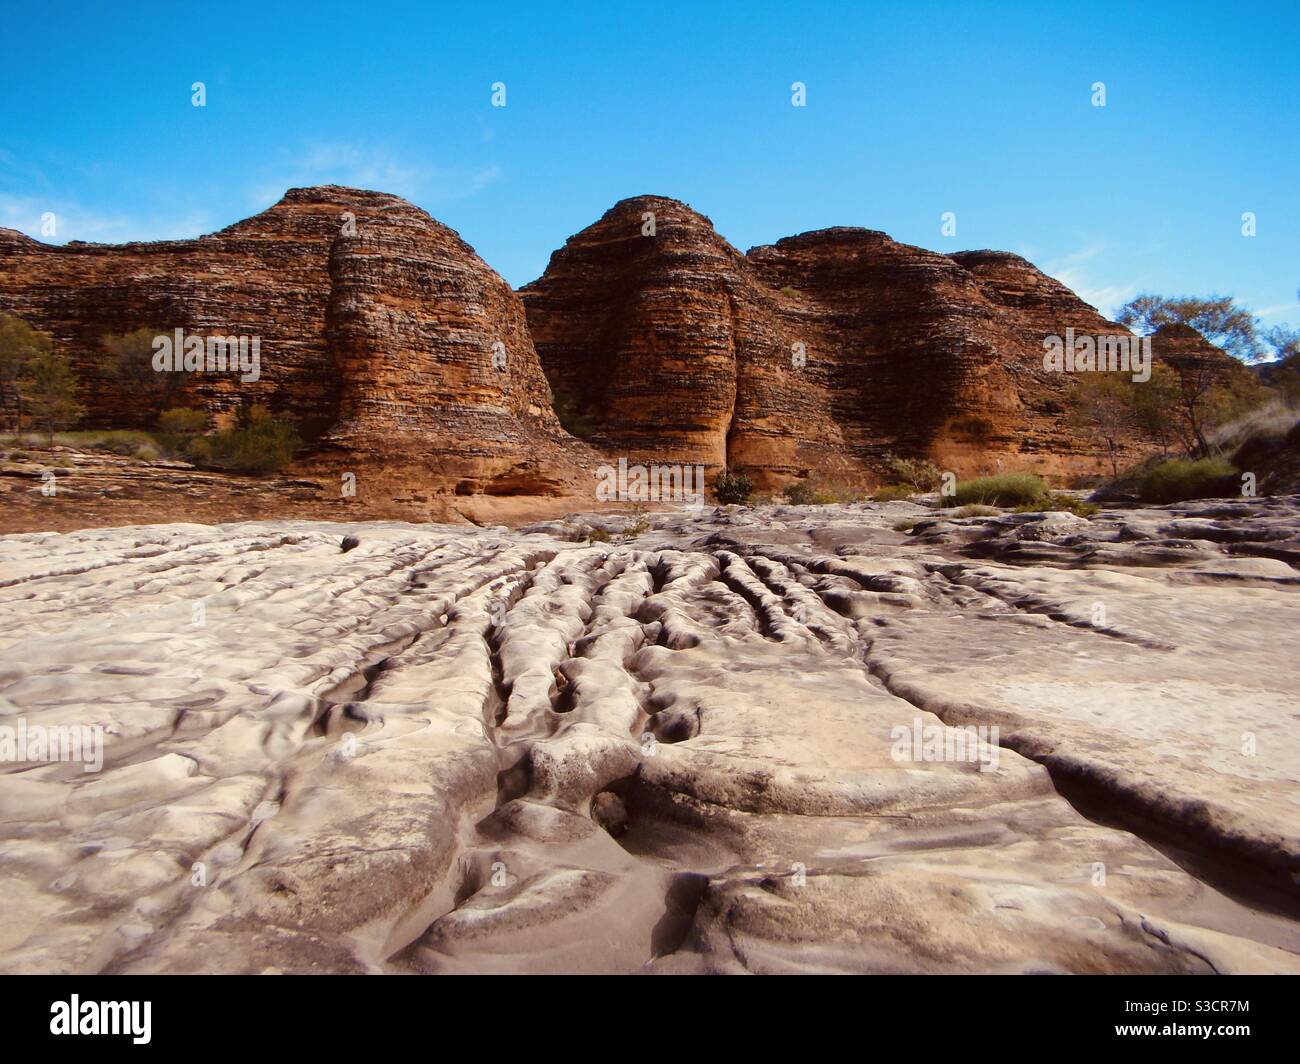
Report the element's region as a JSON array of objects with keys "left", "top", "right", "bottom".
[
  {"left": 0, "top": 148, "right": 51, "bottom": 189},
  {"left": 1256, "top": 301, "right": 1299, "bottom": 321},
  {"left": 1045, "top": 239, "right": 1140, "bottom": 319},
  {"left": 1052, "top": 241, "right": 1104, "bottom": 267},
  {"left": 0, "top": 191, "right": 212, "bottom": 245},
  {"left": 247, "top": 141, "right": 500, "bottom": 210},
  {"left": 0, "top": 139, "right": 495, "bottom": 244}
]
